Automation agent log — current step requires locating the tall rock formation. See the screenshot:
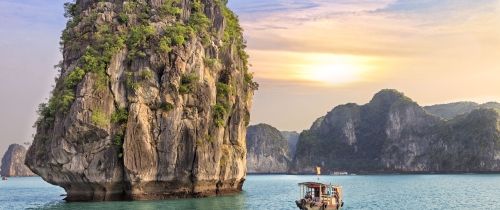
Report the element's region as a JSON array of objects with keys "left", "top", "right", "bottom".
[
  {"left": 292, "top": 89, "right": 500, "bottom": 173},
  {"left": 1, "top": 144, "right": 35, "bottom": 177},
  {"left": 246, "top": 124, "right": 290, "bottom": 173},
  {"left": 26, "top": 0, "right": 256, "bottom": 201},
  {"left": 281, "top": 131, "right": 299, "bottom": 158}
]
